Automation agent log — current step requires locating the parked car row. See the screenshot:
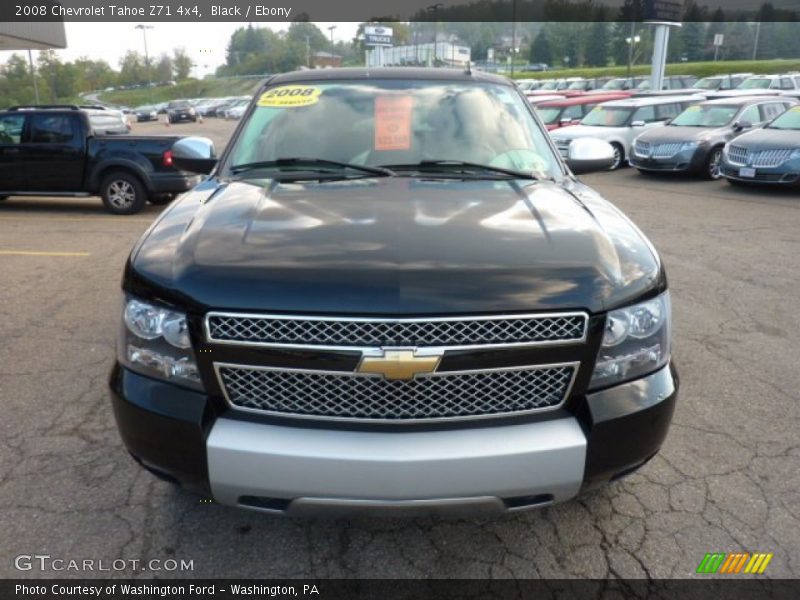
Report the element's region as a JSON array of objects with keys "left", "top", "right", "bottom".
[
  {"left": 520, "top": 72, "right": 800, "bottom": 101},
  {"left": 537, "top": 85, "right": 800, "bottom": 187}
]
